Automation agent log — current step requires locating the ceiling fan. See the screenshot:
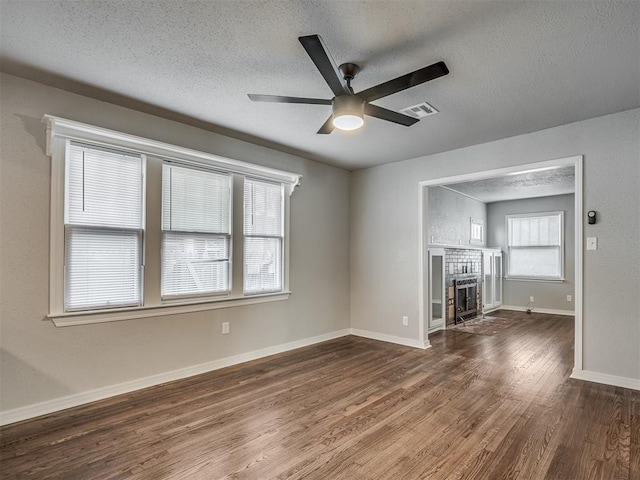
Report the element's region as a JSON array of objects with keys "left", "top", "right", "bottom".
[{"left": 248, "top": 34, "right": 449, "bottom": 134}]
